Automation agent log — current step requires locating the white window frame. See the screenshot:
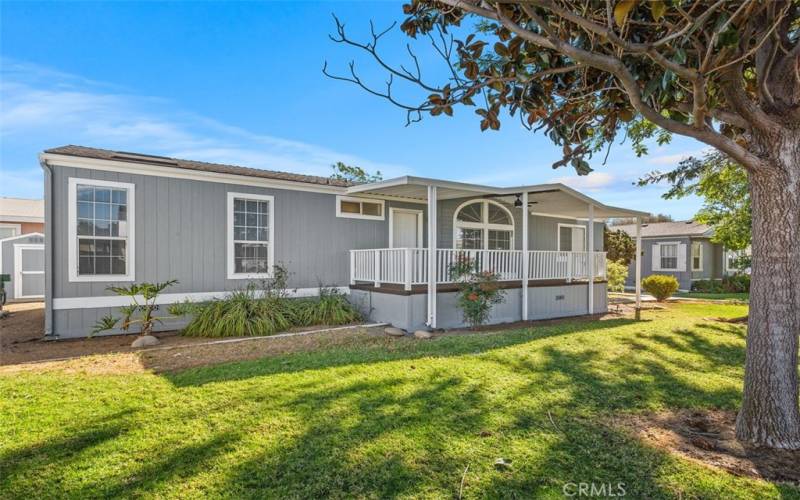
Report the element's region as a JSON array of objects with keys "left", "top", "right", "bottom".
[
  {"left": 227, "top": 192, "right": 275, "bottom": 280},
  {"left": 388, "top": 207, "right": 424, "bottom": 248},
  {"left": 68, "top": 177, "right": 135, "bottom": 283},
  {"left": 14, "top": 243, "right": 45, "bottom": 299},
  {"left": 556, "top": 223, "right": 587, "bottom": 252},
  {"left": 691, "top": 241, "right": 703, "bottom": 271},
  {"left": 335, "top": 195, "right": 385, "bottom": 221},
  {"left": 659, "top": 242, "right": 680, "bottom": 271},
  {"left": 452, "top": 199, "right": 515, "bottom": 250},
  {"left": 0, "top": 223, "right": 21, "bottom": 239}
]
